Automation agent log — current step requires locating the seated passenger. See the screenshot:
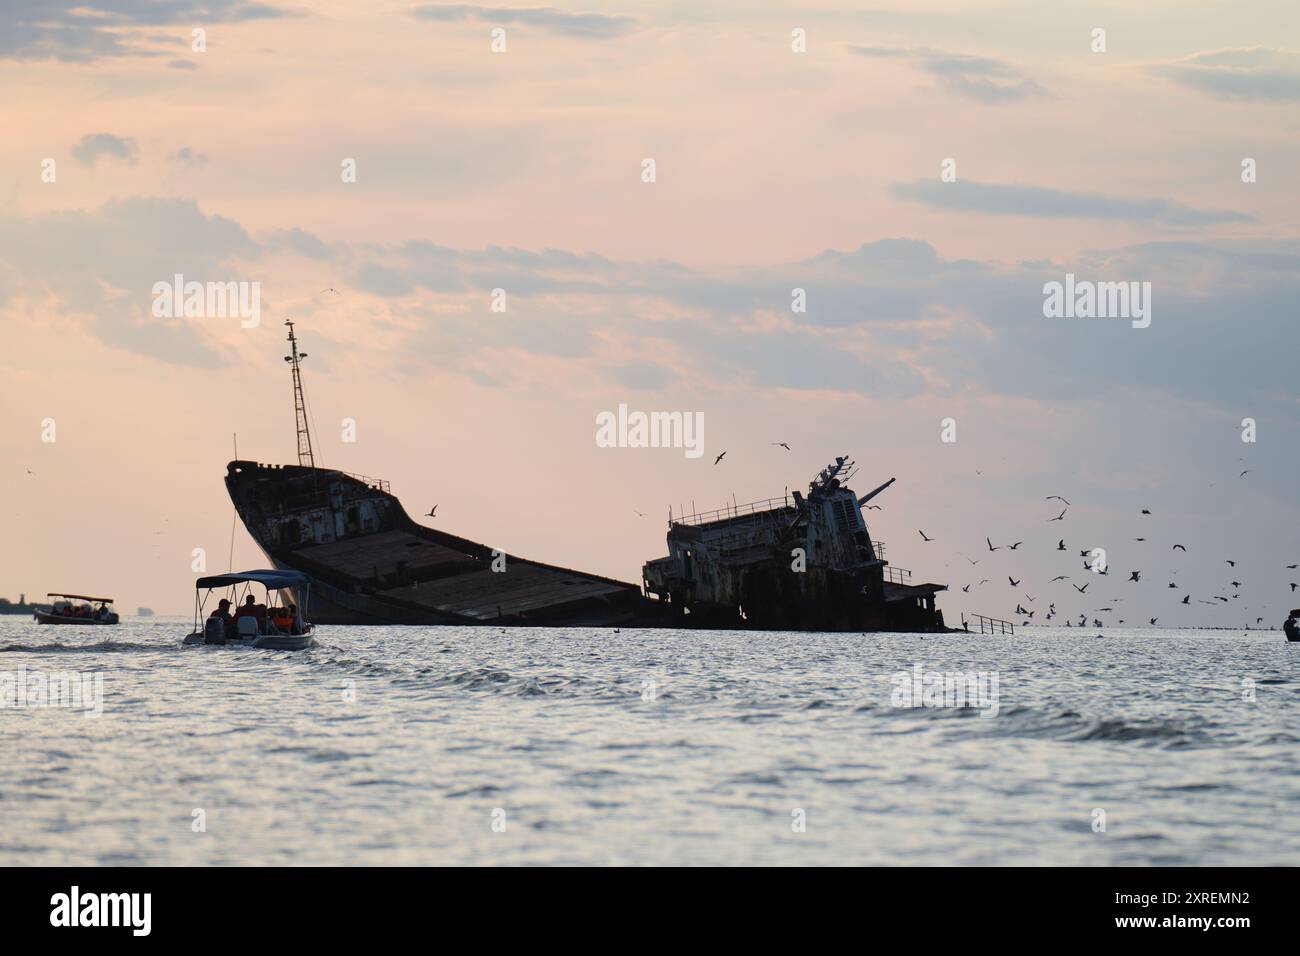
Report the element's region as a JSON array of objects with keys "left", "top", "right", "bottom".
[
  {"left": 236, "top": 594, "right": 269, "bottom": 632},
  {"left": 209, "top": 598, "right": 236, "bottom": 639}
]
